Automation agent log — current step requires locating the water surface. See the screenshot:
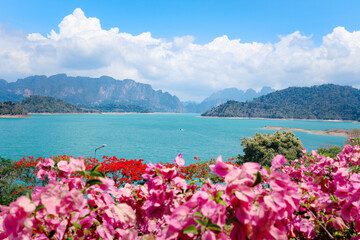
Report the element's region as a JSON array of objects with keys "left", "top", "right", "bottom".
[{"left": 1, "top": 114, "right": 359, "bottom": 164}]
